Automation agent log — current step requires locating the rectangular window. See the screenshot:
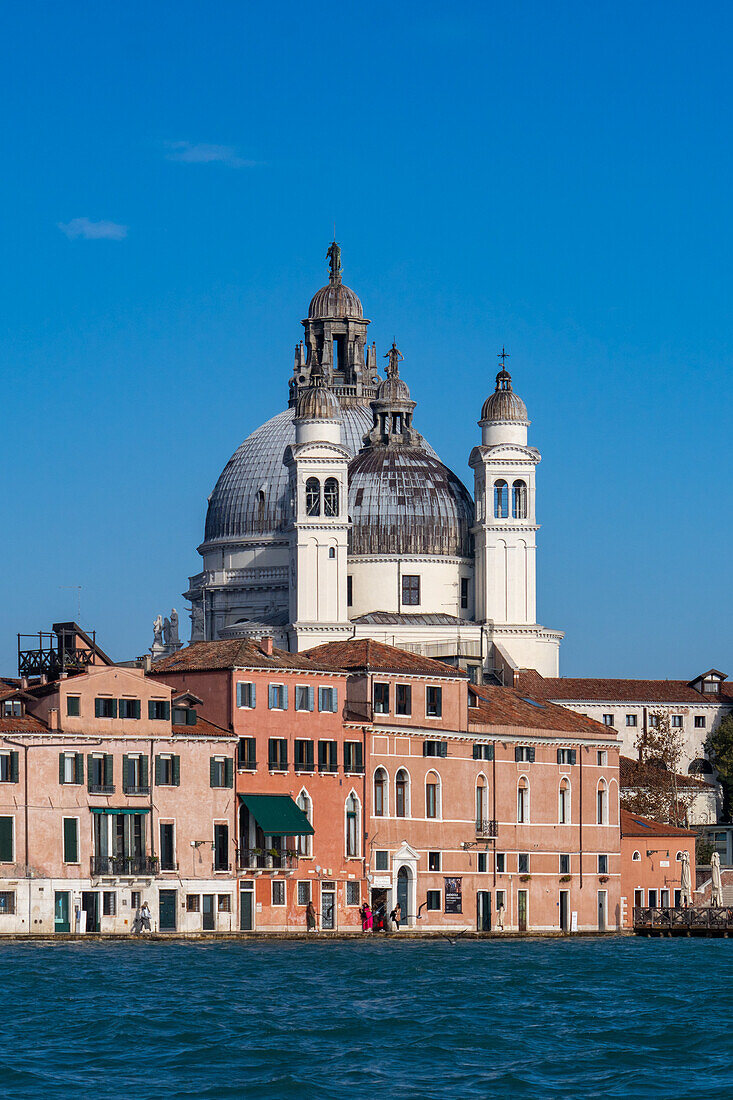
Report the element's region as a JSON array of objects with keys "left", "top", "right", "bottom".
[
  {"left": 347, "top": 575, "right": 353, "bottom": 607},
  {"left": 0, "top": 891, "right": 15, "bottom": 915},
  {"left": 272, "top": 881, "right": 286, "bottom": 906},
  {"left": 122, "top": 753, "right": 149, "bottom": 794},
  {"left": 213, "top": 824, "right": 229, "bottom": 872},
  {"left": 373, "top": 682, "right": 390, "bottom": 715},
  {"left": 428, "top": 851, "right": 441, "bottom": 871},
  {"left": 401, "top": 574, "right": 420, "bottom": 606},
  {"left": 95, "top": 697, "right": 117, "bottom": 719},
  {"left": 602, "top": 714, "right": 614, "bottom": 727},
  {"left": 294, "top": 739, "right": 315, "bottom": 772},
  {"left": 186, "top": 894, "right": 200, "bottom": 913},
  {"left": 160, "top": 823, "right": 176, "bottom": 871},
  {"left": 210, "top": 757, "right": 234, "bottom": 788},
  {"left": 496, "top": 890, "right": 506, "bottom": 912},
  {"left": 148, "top": 700, "right": 170, "bottom": 721},
  {"left": 87, "top": 754, "right": 113, "bottom": 793},
  {"left": 597, "top": 750, "right": 608, "bottom": 767},
  {"left": 63, "top": 818, "right": 79, "bottom": 864},
  {"left": 473, "top": 744, "right": 494, "bottom": 761},
  {"left": 695, "top": 716, "right": 706, "bottom": 728},
  {"left": 346, "top": 881, "right": 360, "bottom": 906},
  {"left": 496, "top": 852, "right": 505, "bottom": 873},
  {"left": 518, "top": 853, "right": 529, "bottom": 875},
  {"left": 268, "top": 739, "right": 288, "bottom": 771},
  {"left": 131, "top": 891, "right": 141, "bottom": 911},
  {"left": 236, "top": 682, "right": 256, "bottom": 709},
  {"left": 297, "top": 881, "right": 311, "bottom": 905},
  {"left": 268, "top": 684, "right": 288, "bottom": 710},
  {"left": 557, "top": 749, "right": 577, "bottom": 765},
  {"left": 218, "top": 895, "right": 231, "bottom": 913},
  {"left": 237, "top": 738, "right": 256, "bottom": 770},
  {"left": 103, "top": 891, "right": 116, "bottom": 917},
  {"left": 598, "top": 854, "right": 609, "bottom": 875},
  {"left": 155, "top": 754, "right": 180, "bottom": 786},
  {"left": 649, "top": 714, "right": 660, "bottom": 728},
  {"left": 626, "top": 714, "right": 637, "bottom": 727},
  {"left": 460, "top": 577, "right": 469, "bottom": 610},
  {"left": 477, "top": 852, "right": 487, "bottom": 873},
  {"left": 318, "top": 740, "right": 338, "bottom": 773},
  {"left": 671, "top": 715, "right": 683, "bottom": 728},
  {"left": 560, "top": 853, "right": 570, "bottom": 875},
  {"left": 172, "top": 706, "right": 197, "bottom": 727},
  {"left": 343, "top": 741, "right": 364, "bottom": 774},
  {"left": 515, "top": 746, "right": 535, "bottom": 763},
  {"left": 423, "top": 740, "right": 448, "bottom": 758},
  {"left": 426, "top": 784, "right": 438, "bottom": 818},
  {"left": 396, "top": 684, "right": 412, "bottom": 716},
  {"left": 0, "top": 752, "right": 18, "bottom": 784},
  {"left": 426, "top": 686, "right": 442, "bottom": 718},
  {"left": 118, "top": 698, "right": 141, "bottom": 719},
  {"left": 66, "top": 696, "right": 80, "bottom": 717},
  {"left": 375, "top": 850, "right": 389, "bottom": 871},
  {"left": 2, "top": 701, "right": 21, "bottom": 717},
  {"left": 318, "top": 687, "right": 338, "bottom": 713},
  {"left": 295, "top": 684, "right": 314, "bottom": 712},
  {"left": 426, "top": 890, "right": 441, "bottom": 911}
]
